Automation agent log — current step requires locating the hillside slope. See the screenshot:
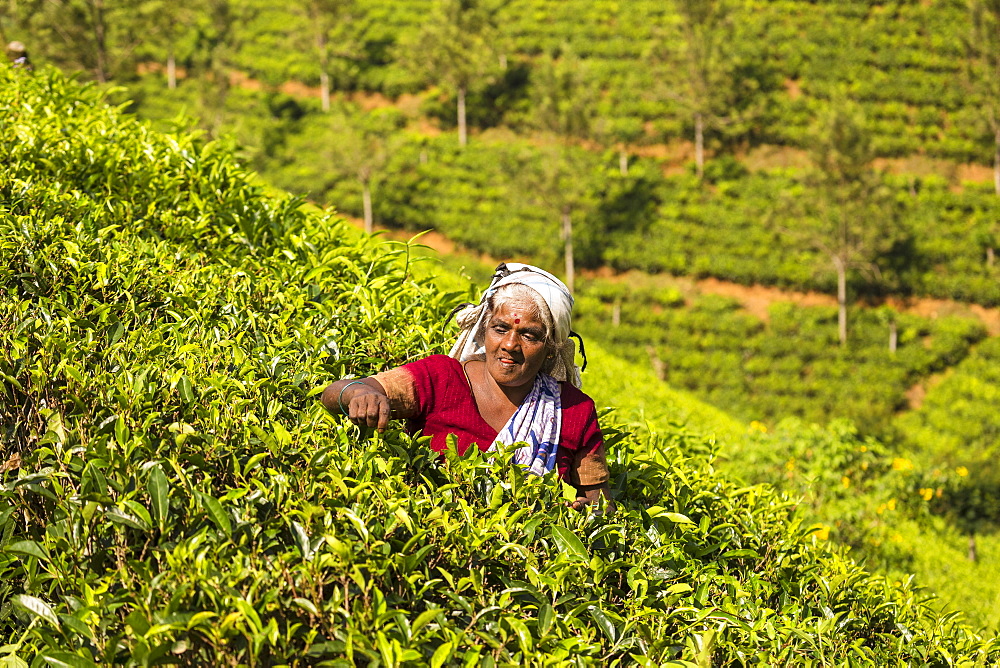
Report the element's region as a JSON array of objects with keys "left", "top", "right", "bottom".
[{"left": 2, "top": 65, "right": 998, "bottom": 665}]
